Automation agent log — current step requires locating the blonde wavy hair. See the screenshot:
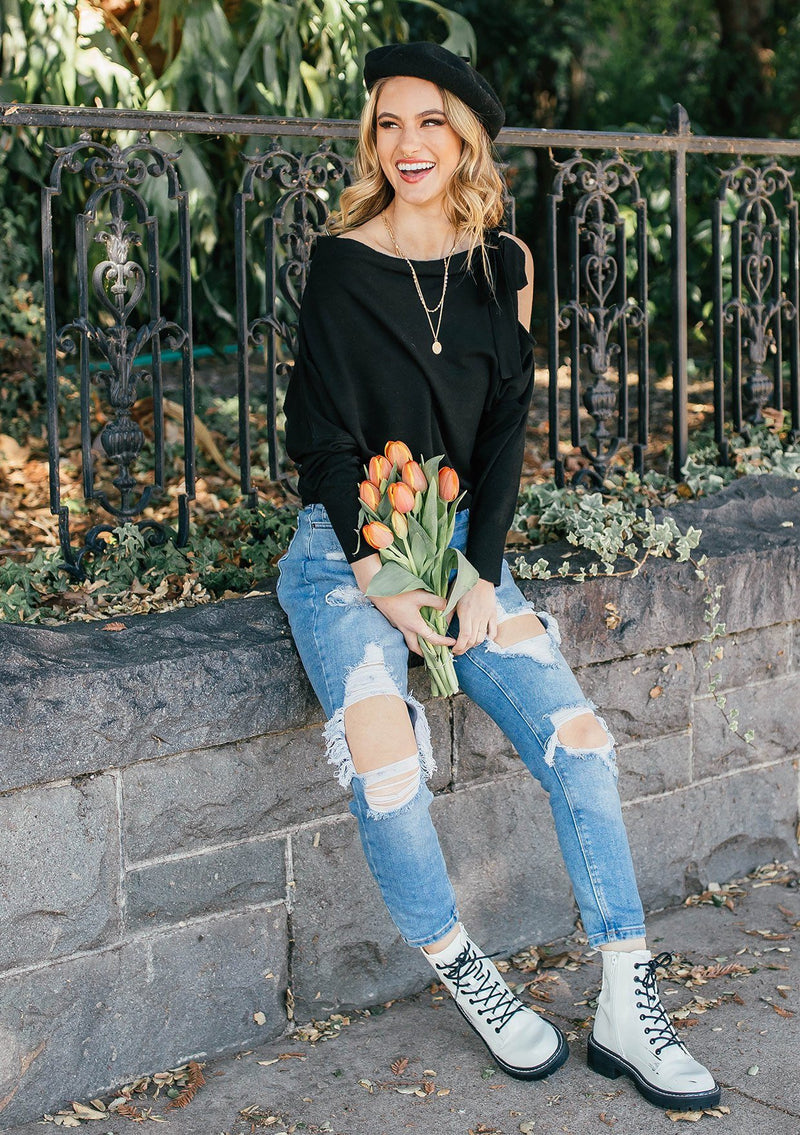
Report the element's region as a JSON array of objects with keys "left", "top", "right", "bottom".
[{"left": 329, "top": 77, "right": 506, "bottom": 267}]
